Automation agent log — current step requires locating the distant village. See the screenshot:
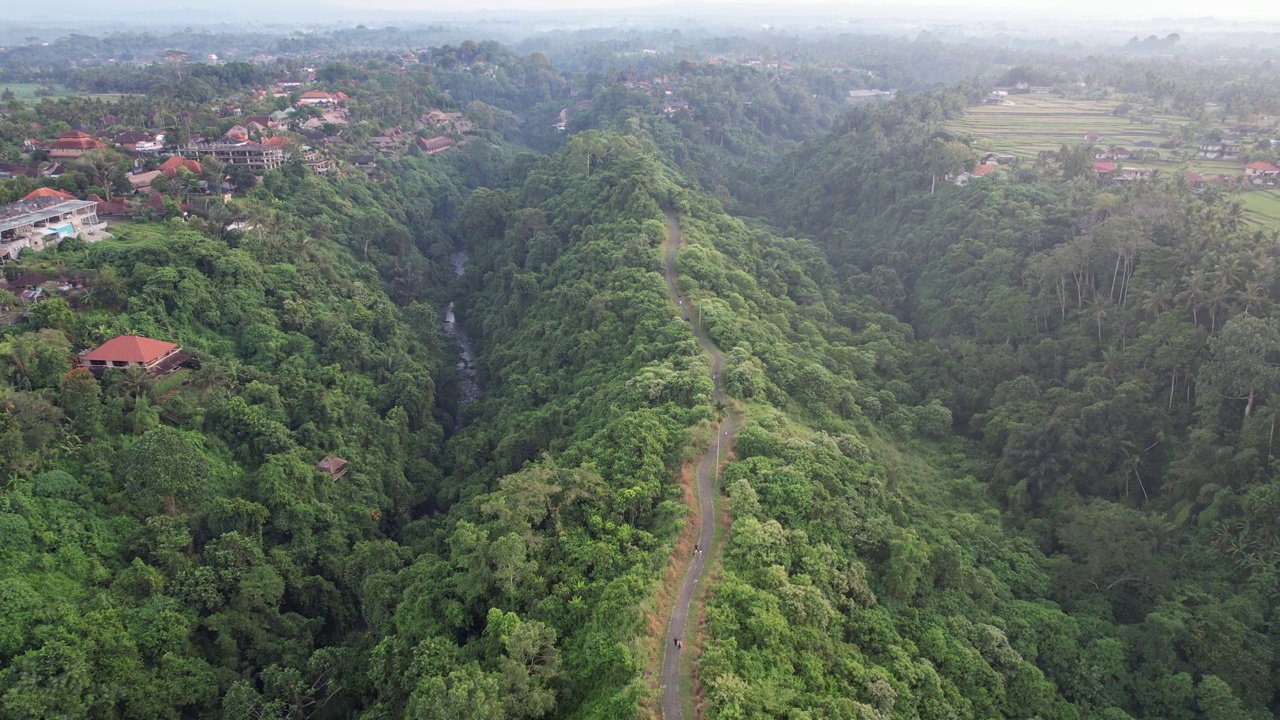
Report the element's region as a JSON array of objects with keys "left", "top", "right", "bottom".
[{"left": 0, "top": 72, "right": 478, "bottom": 265}]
